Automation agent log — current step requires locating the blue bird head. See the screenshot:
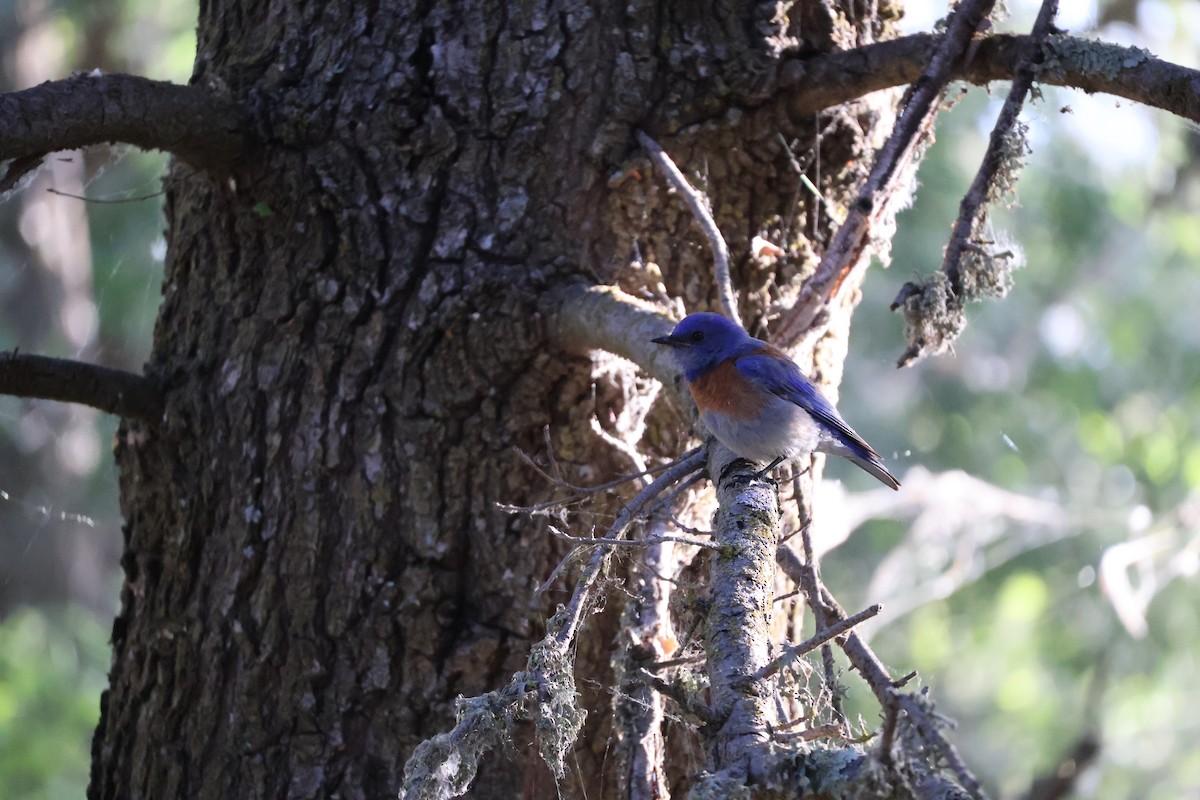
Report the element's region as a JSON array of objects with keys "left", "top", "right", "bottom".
[{"left": 652, "top": 312, "right": 752, "bottom": 381}]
